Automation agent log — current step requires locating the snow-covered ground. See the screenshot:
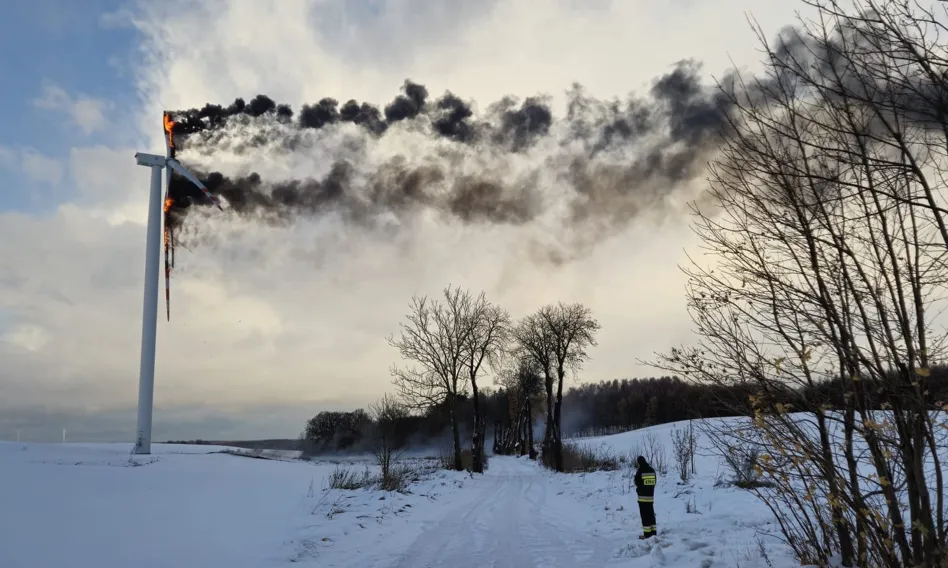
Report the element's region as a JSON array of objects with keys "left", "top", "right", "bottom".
[{"left": 0, "top": 421, "right": 804, "bottom": 568}]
